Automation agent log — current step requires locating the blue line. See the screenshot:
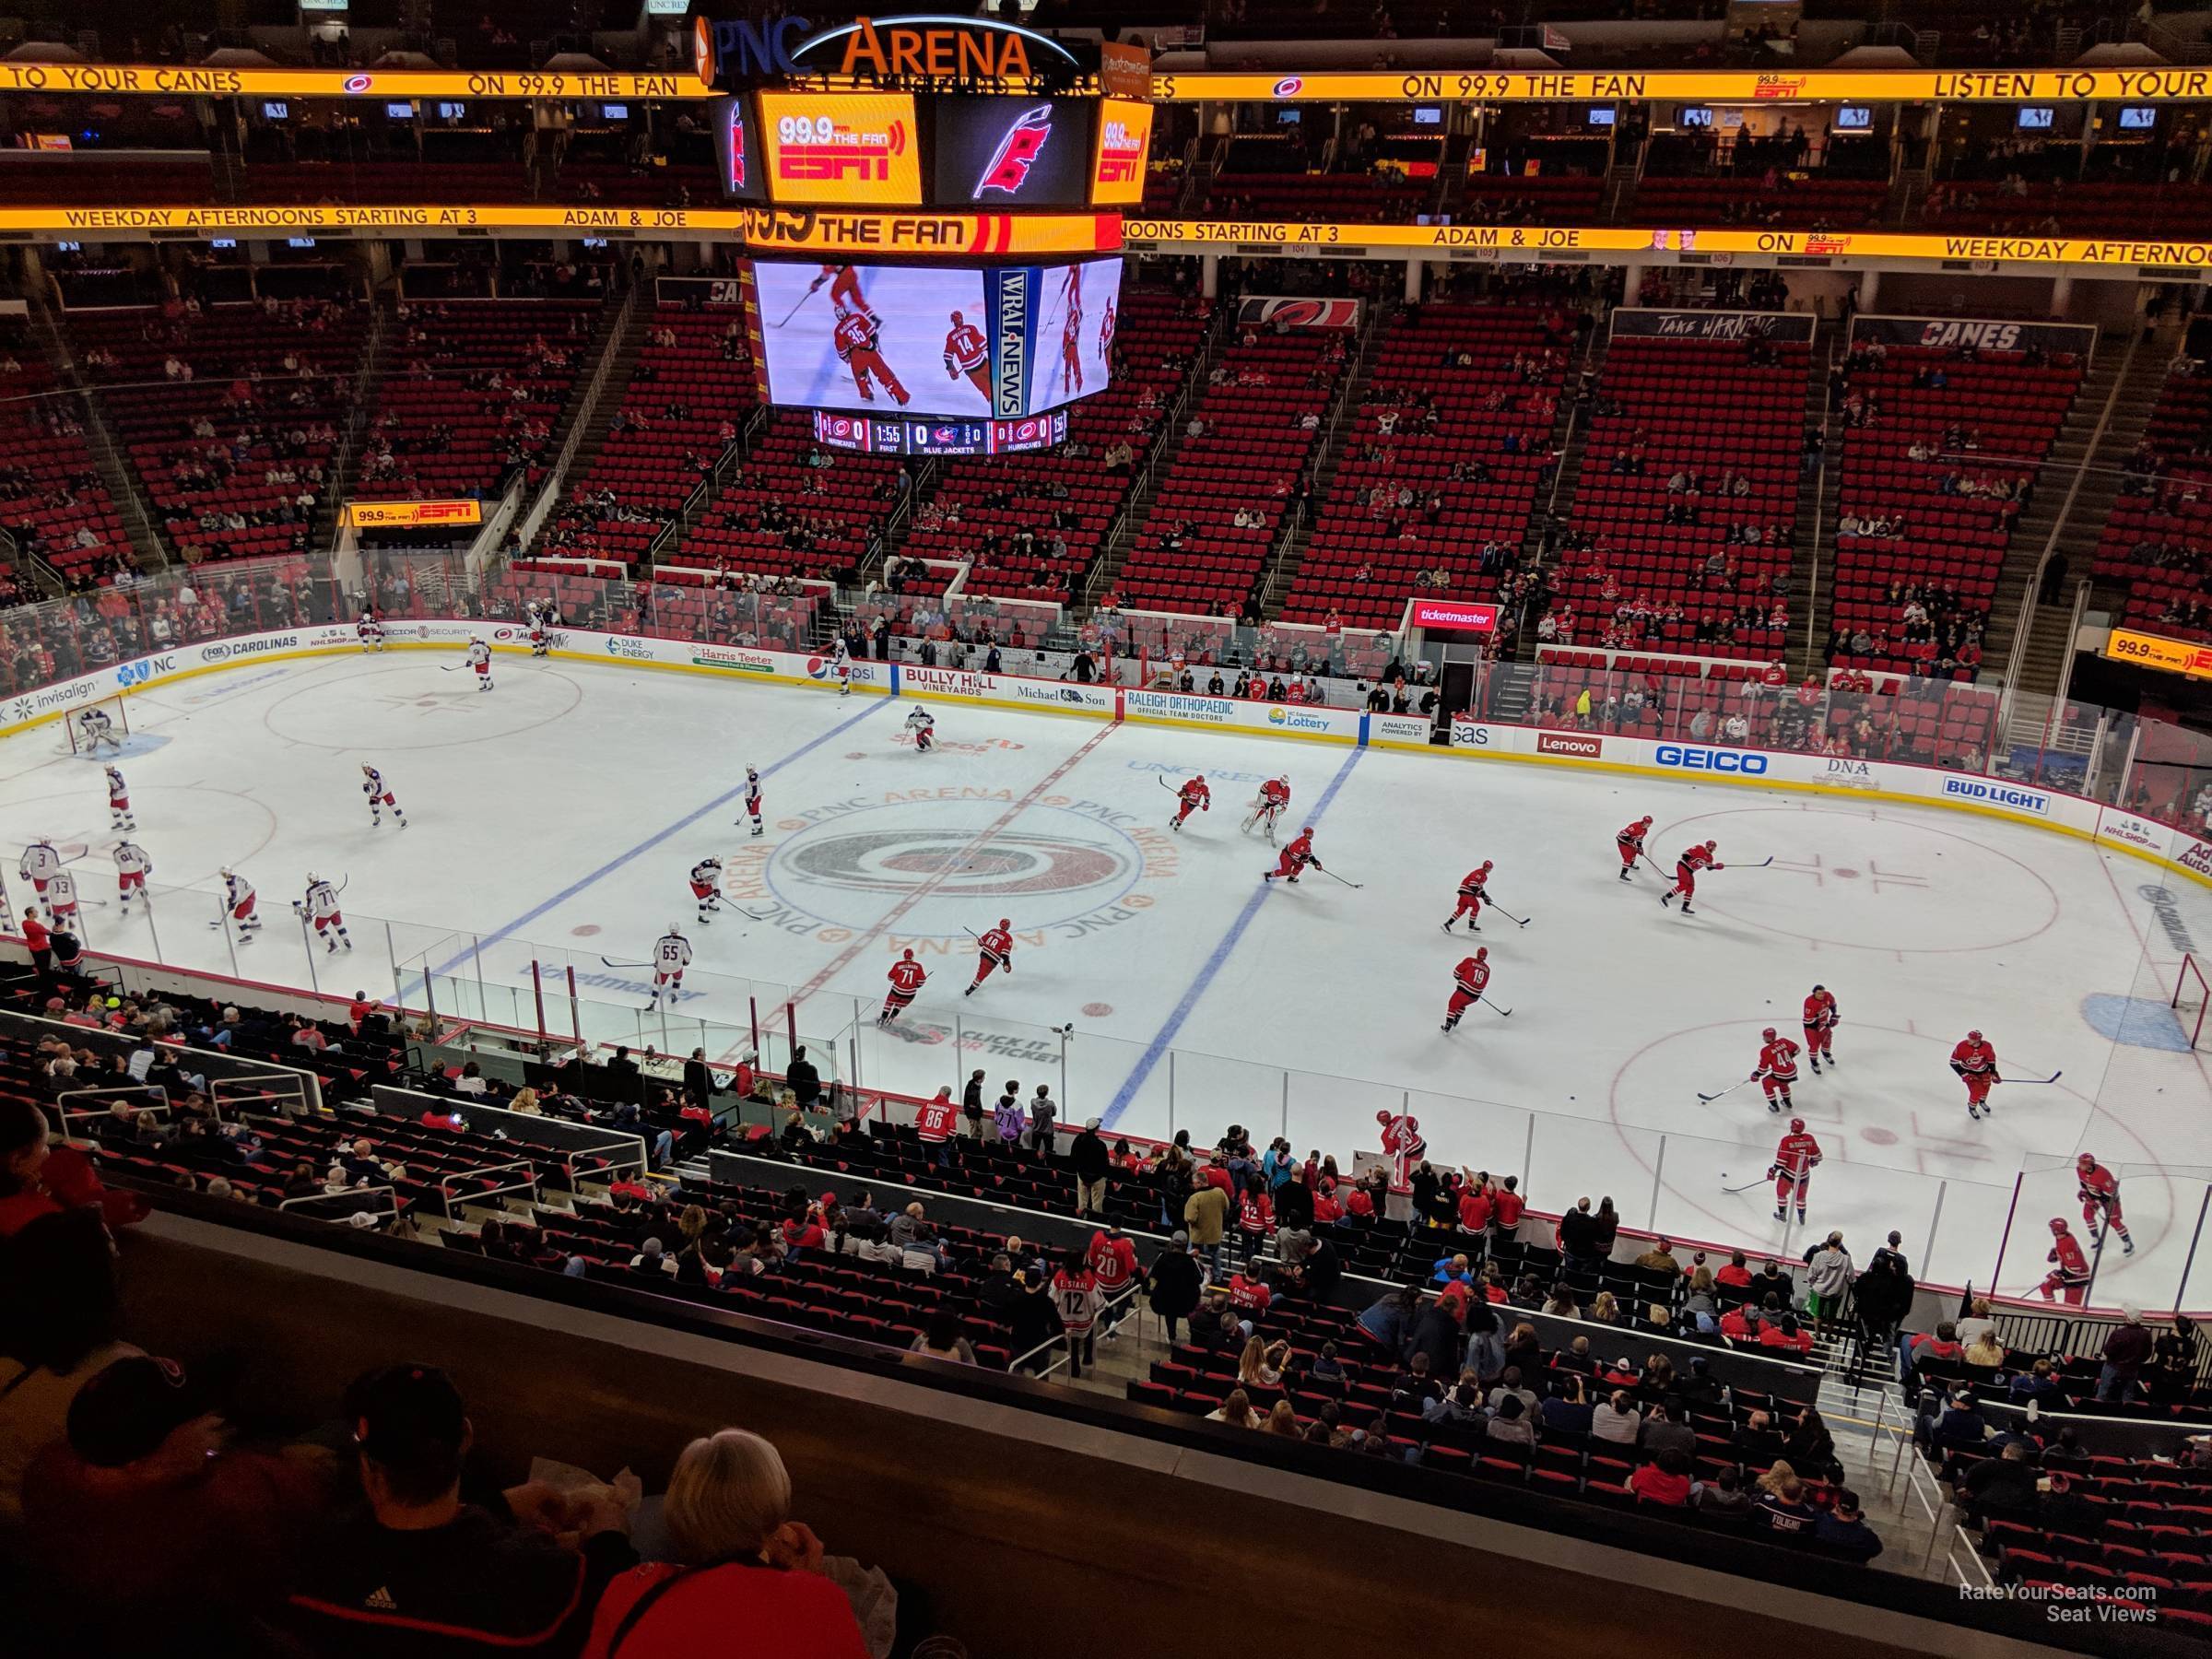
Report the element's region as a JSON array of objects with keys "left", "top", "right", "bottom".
[
  {"left": 419, "top": 696, "right": 888, "bottom": 984},
  {"left": 1100, "top": 745, "right": 1367, "bottom": 1129}
]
